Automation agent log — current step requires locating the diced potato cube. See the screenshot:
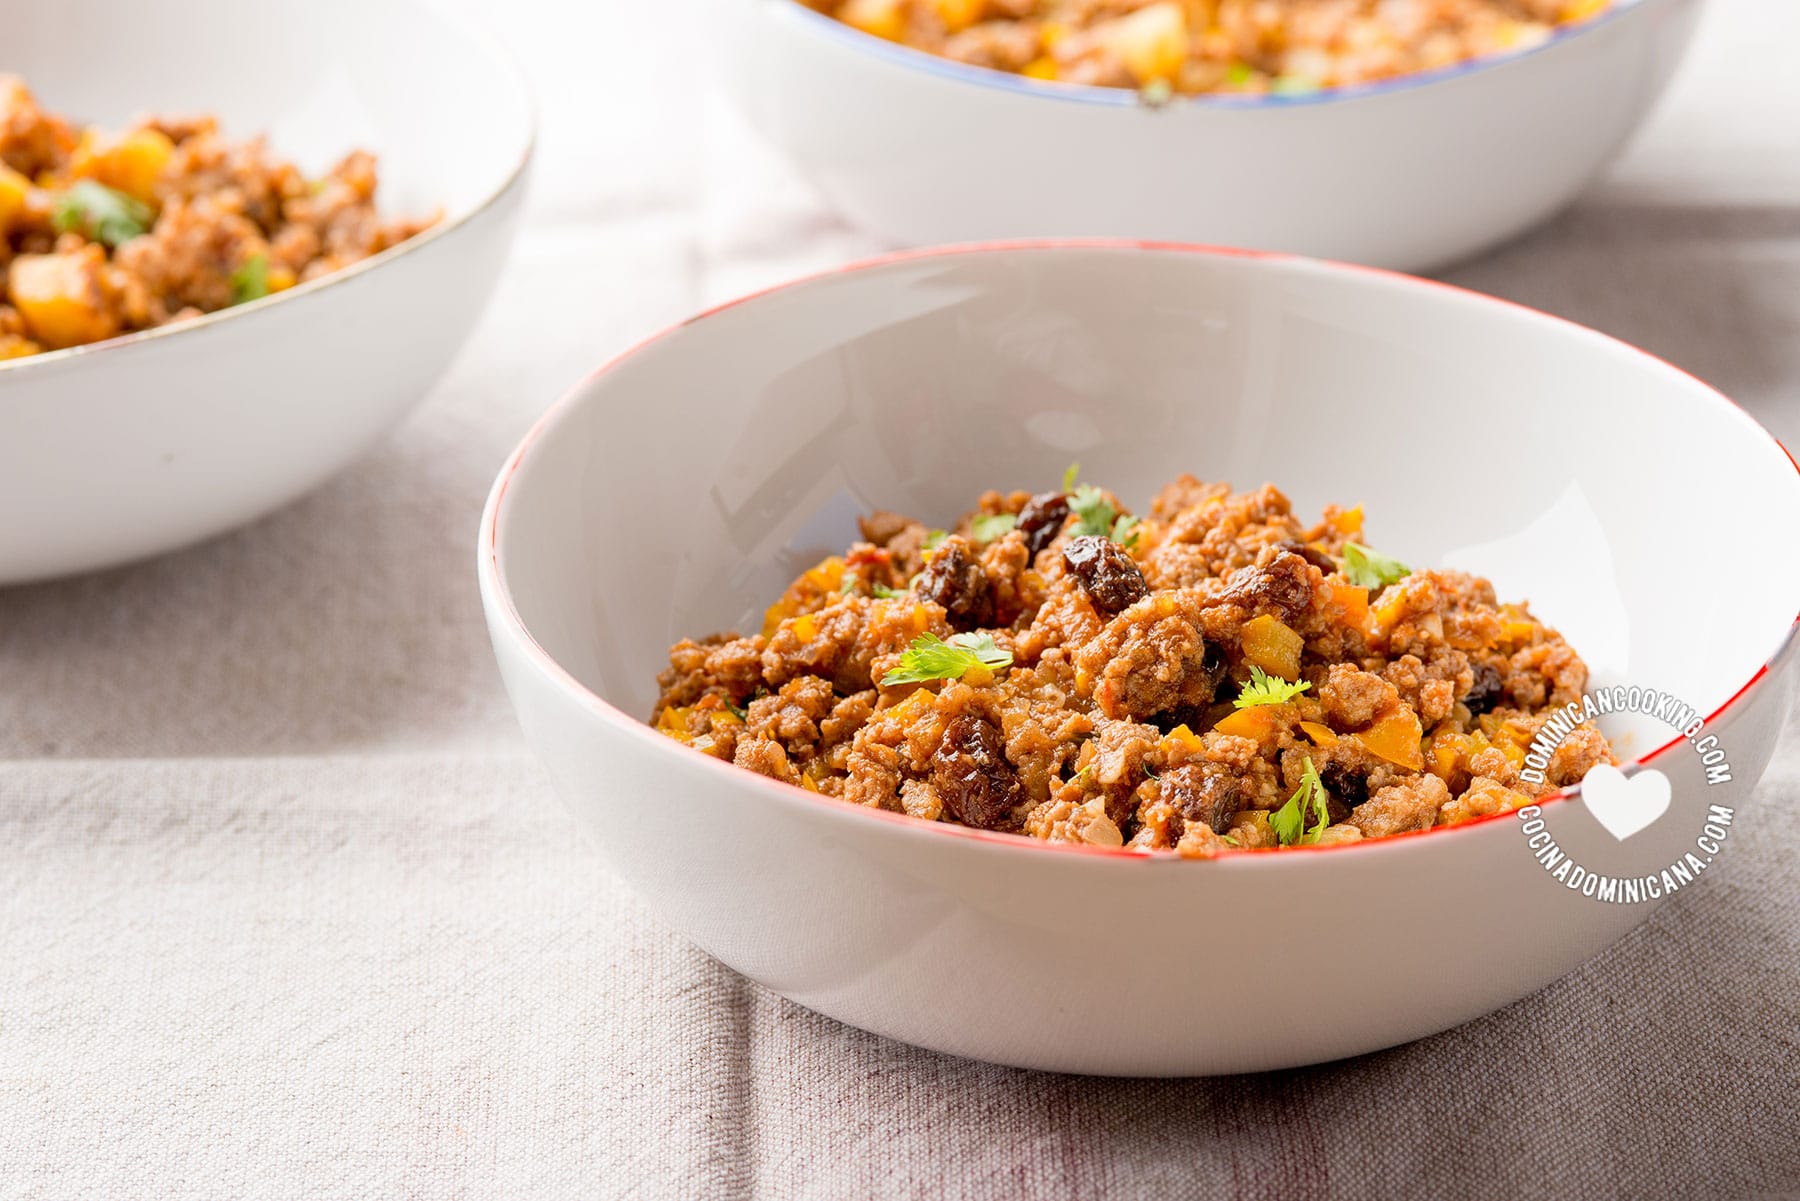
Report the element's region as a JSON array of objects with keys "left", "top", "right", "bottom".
[
  {"left": 6, "top": 250, "right": 119, "bottom": 349},
  {"left": 0, "top": 165, "right": 30, "bottom": 231},
  {"left": 70, "top": 128, "right": 174, "bottom": 205}
]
